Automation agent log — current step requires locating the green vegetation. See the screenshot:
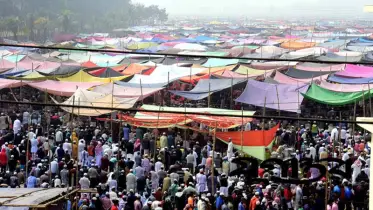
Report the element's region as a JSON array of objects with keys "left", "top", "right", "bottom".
[{"left": 0, "top": 0, "right": 168, "bottom": 41}]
